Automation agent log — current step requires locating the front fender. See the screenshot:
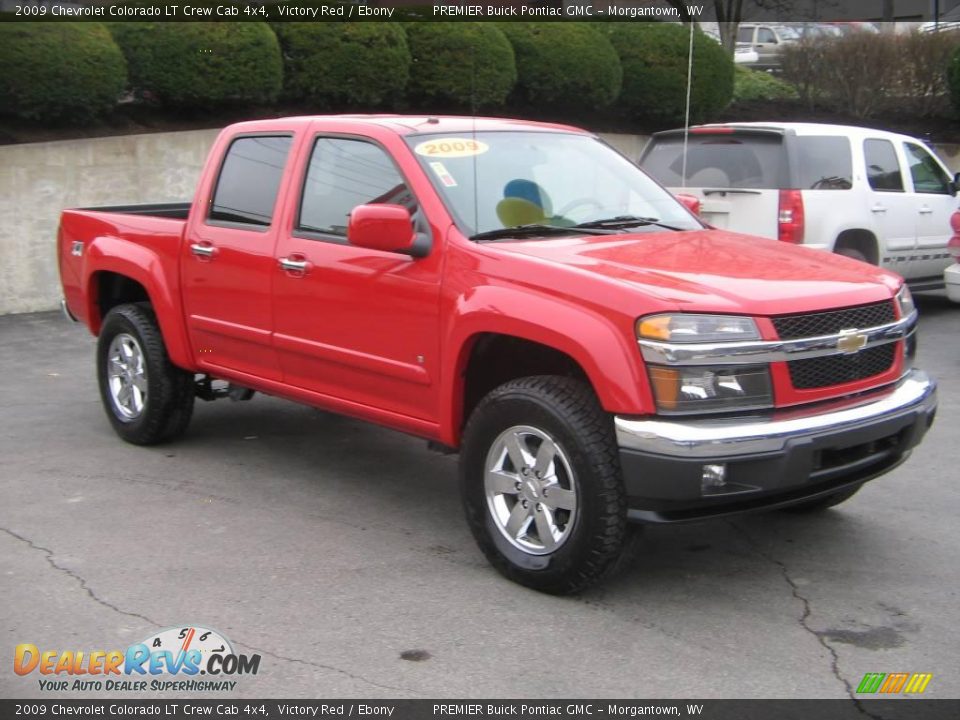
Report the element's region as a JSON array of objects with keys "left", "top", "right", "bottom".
[
  {"left": 84, "top": 236, "right": 194, "bottom": 370},
  {"left": 439, "top": 285, "right": 654, "bottom": 446}
]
